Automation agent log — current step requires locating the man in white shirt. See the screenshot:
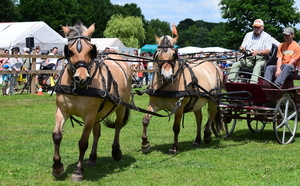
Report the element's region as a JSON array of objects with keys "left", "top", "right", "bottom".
[{"left": 228, "top": 19, "right": 272, "bottom": 83}]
